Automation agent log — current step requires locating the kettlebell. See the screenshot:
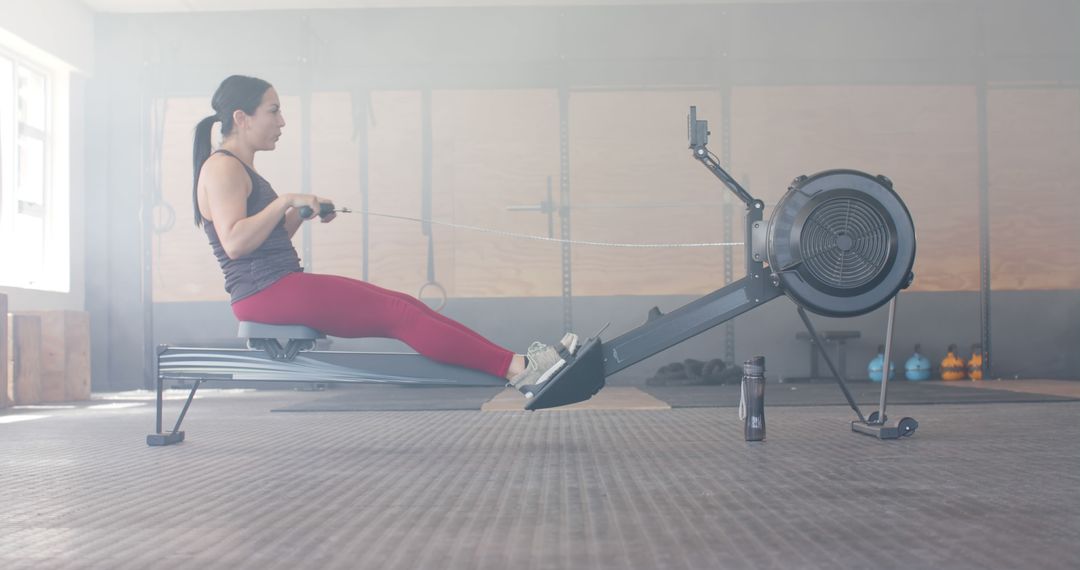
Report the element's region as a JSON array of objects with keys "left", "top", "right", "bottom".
[
  {"left": 905, "top": 344, "right": 931, "bottom": 381},
  {"left": 967, "top": 343, "right": 984, "bottom": 380},
  {"left": 868, "top": 344, "right": 896, "bottom": 383},
  {"left": 941, "top": 344, "right": 966, "bottom": 381}
]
